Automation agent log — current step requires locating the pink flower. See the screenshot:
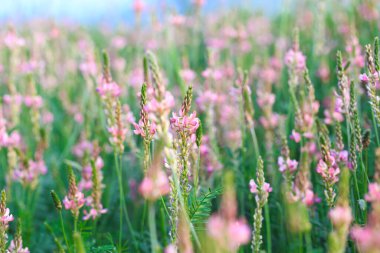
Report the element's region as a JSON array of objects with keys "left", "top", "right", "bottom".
[
  {"left": 139, "top": 170, "right": 170, "bottom": 201},
  {"left": 290, "top": 130, "right": 301, "bottom": 143},
  {"left": 249, "top": 179, "right": 258, "bottom": 193},
  {"left": 96, "top": 80, "right": 121, "bottom": 98},
  {"left": 170, "top": 111, "right": 200, "bottom": 136},
  {"left": 329, "top": 206, "right": 352, "bottom": 227},
  {"left": 285, "top": 49, "right": 306, "bottom": 71},
  {"left": 316, "top": 159, "right": 340, "bottom": 184},
  {"left": 0, "top": 208, "right": 14, "bottom": 225},
  {"left": 227, "top": 219, "right": 251, "bottom": 249},
  {"left": 7, "top": 239, "right": 29, "bottom": 253},
  {"left": 351, "top": 226, "right": 380, "bottom": 252},
  {"left": 180, "top": 69, "right": 196, "bottom": 83},
  {"left": 365, "top": 183, "right": 380, "bottom": 202},
  {"left": 23, "top": 96, "right": 43, "bottom": 108},
  {"left": 359, "top": 73, "right": 369, "bottom": 85},
  {"left": 164, "top": 244, "right": 177, "bottom": 253},
  {"left": 249, "top": 180, "right": 272, "bottom": 194},
  {"left": 83, "top": 206, "right": 108, "bottom": 220},
  {"left": 63, "top": 192, "right": 85, "bottom": 211},
  {"left": 207, "top": 215, "right": 250, "bottom": 251},
  {"left": 133, "top": 0, "right": 145, "bottom": 13},
  {"left": 303, "top": 189, "right": 320, "bottom": 206},
  {"left": 278, "top": 156, "right": 298, "bottom": 173},
  {"left": 133, "top": 119, "right": 156, "bottom": 137},
  {"left": 257, "top": 92, "right": 275, "bottom": 108}
]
